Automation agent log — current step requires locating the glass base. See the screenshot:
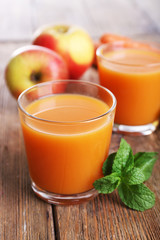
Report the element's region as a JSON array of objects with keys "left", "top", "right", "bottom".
[
  {"left": 113, "top": 120, "right": 159, "bottom": 136},
  {"left": 31, "top": 182, "right": 99, "bottom": 205}
]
